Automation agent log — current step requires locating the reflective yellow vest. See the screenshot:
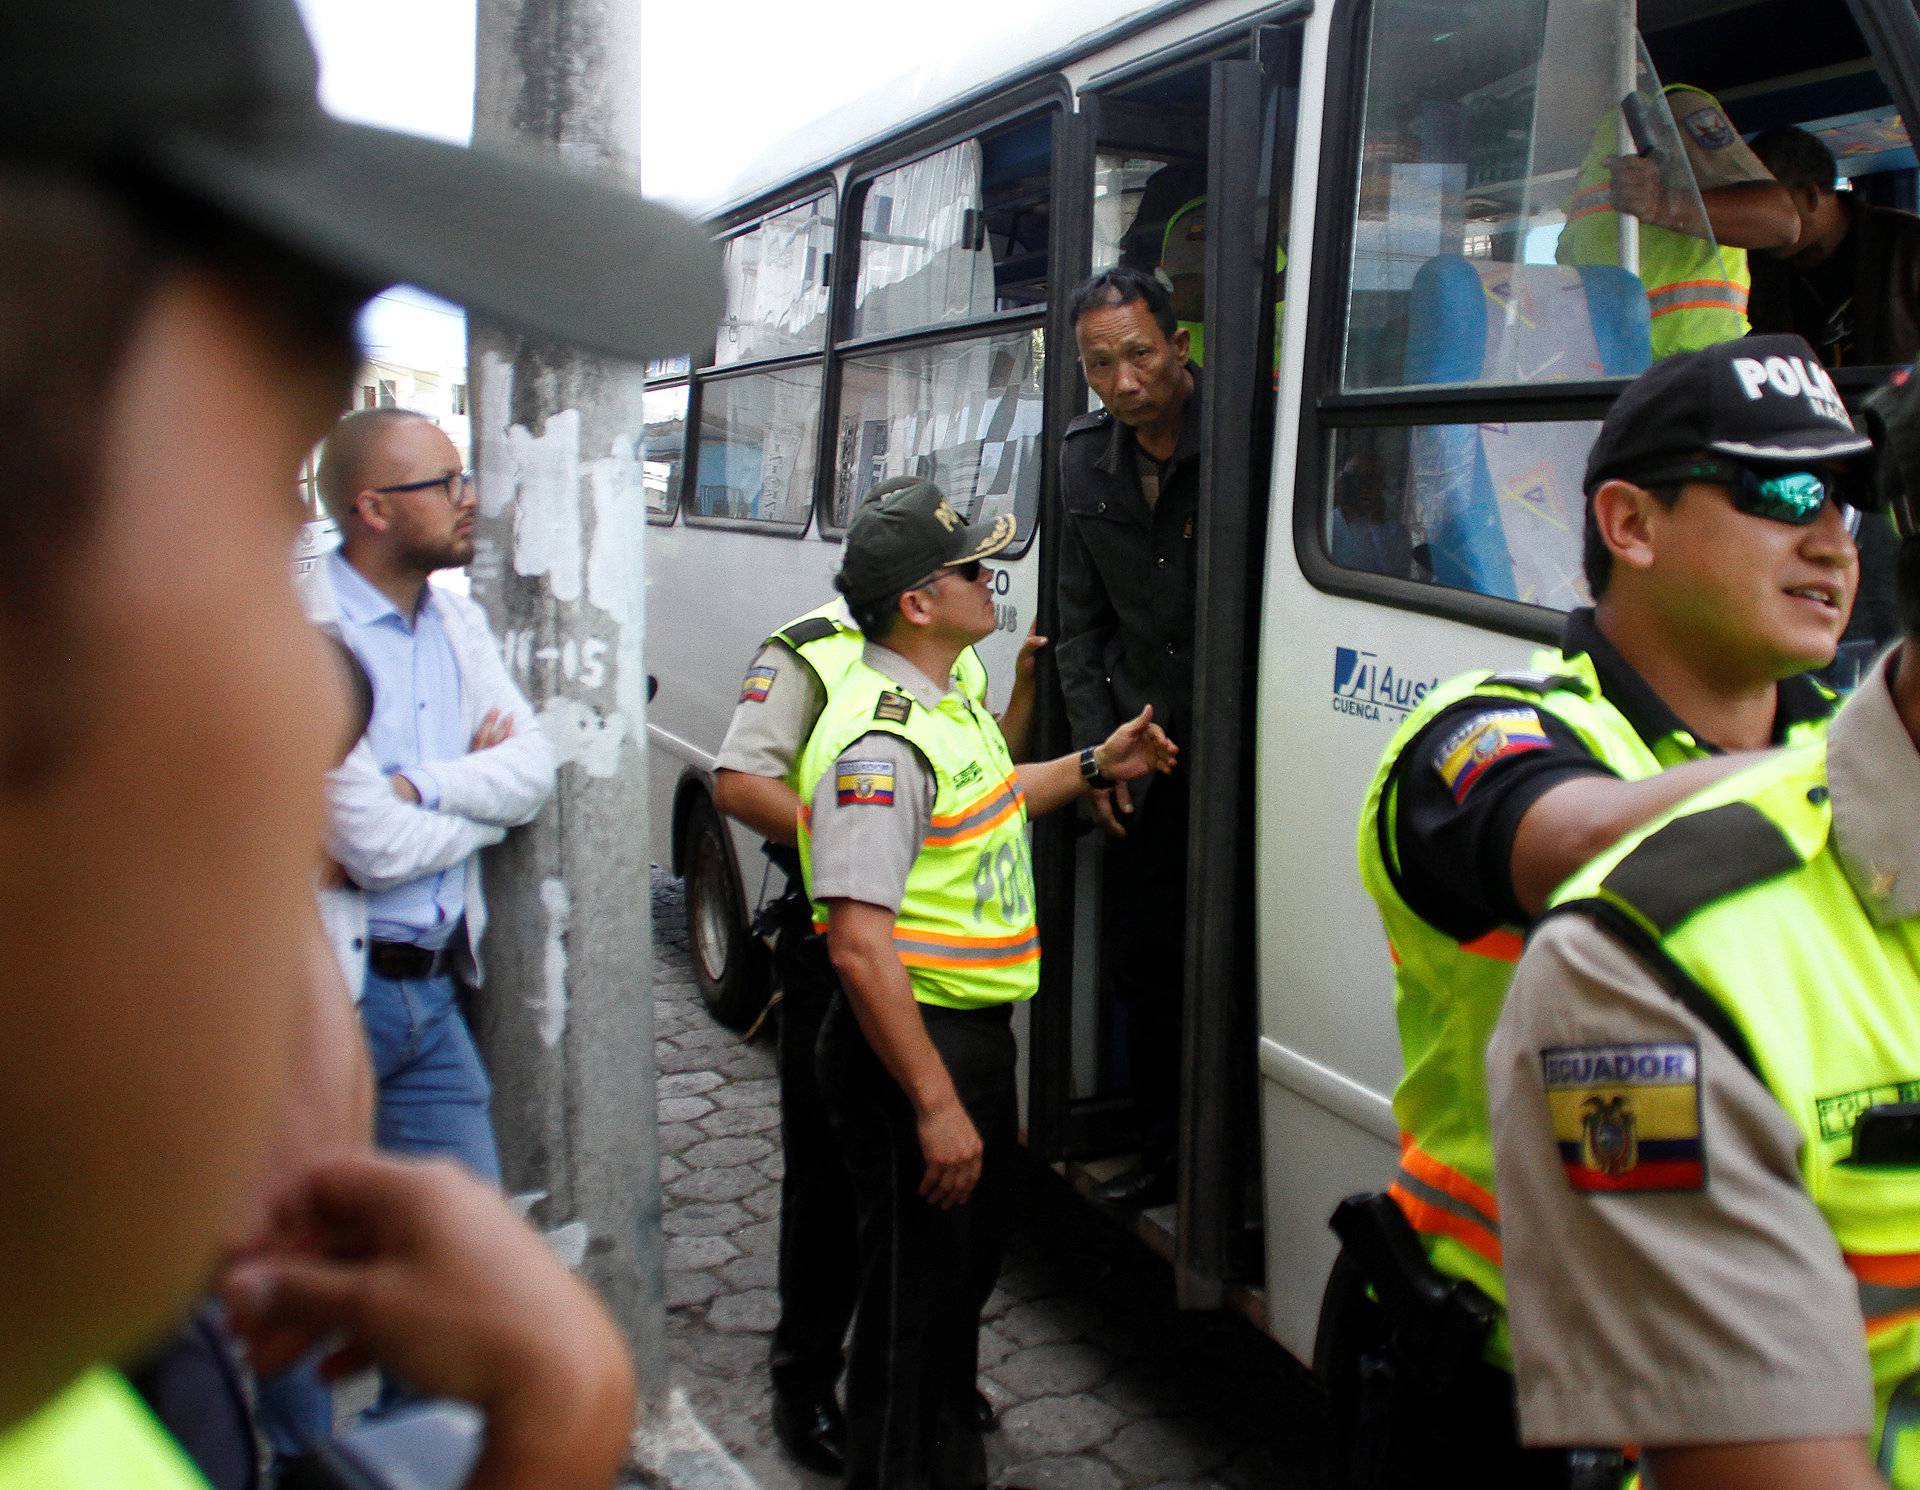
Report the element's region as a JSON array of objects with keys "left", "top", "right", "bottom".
[
  {"left": 1557, "top": 84, "right": 1751, "bottom": 359},
  {"left": 1357, "top": 645, "right": 1828, "bottom": 1362},
  {"left": 768, "top": 603, "right": 988, "bottom": 789},
  {"left": 797, "top": 656, "right": 1038, "bottom": 1009},
  {"left": 0, "top": 1369, "right": 209, "bottom": 1490},
  {"left": 1550, "top": 745, "right": 1920, "bottom": 1484}
]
